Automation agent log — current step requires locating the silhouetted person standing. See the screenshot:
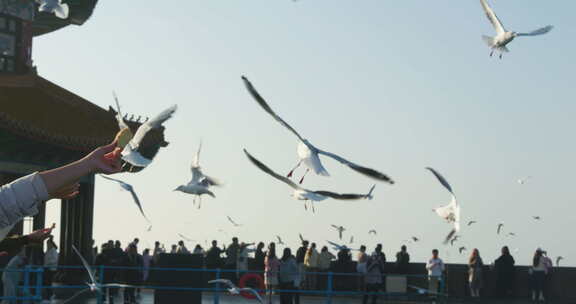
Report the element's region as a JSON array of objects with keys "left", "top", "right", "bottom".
[
  {"left": 395, "top": 245, "right": 410, "bottom": 274},
  {"left": 494, "top": 246, "right": 515, "bottom": 298}
]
